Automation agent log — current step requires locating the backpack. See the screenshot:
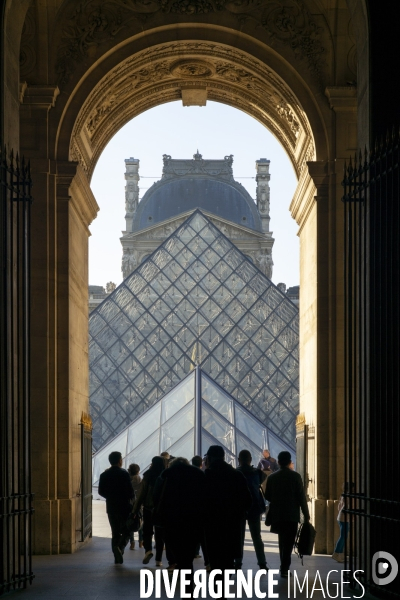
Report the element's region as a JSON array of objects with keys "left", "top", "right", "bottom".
[{"left": 294, "top": 522, "right": 317, "bottom": 564}]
